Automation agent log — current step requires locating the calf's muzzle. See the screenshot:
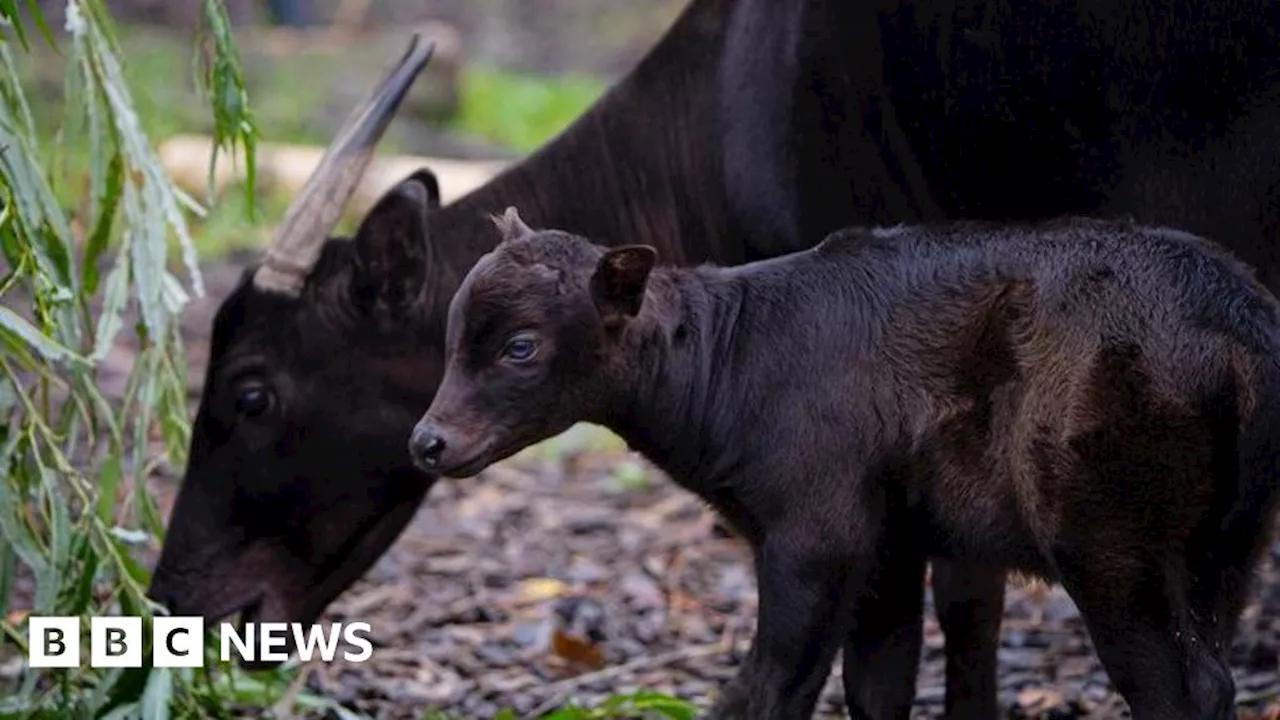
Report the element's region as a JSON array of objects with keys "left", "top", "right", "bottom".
[{"left": 408, "top": 422, "right": 447, "bottom": 471}]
